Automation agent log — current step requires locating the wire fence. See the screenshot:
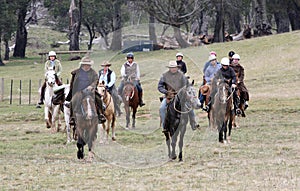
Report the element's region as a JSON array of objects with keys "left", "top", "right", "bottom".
[{"left": 0, "top": 78, "right": 69, "bottom": 105}]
